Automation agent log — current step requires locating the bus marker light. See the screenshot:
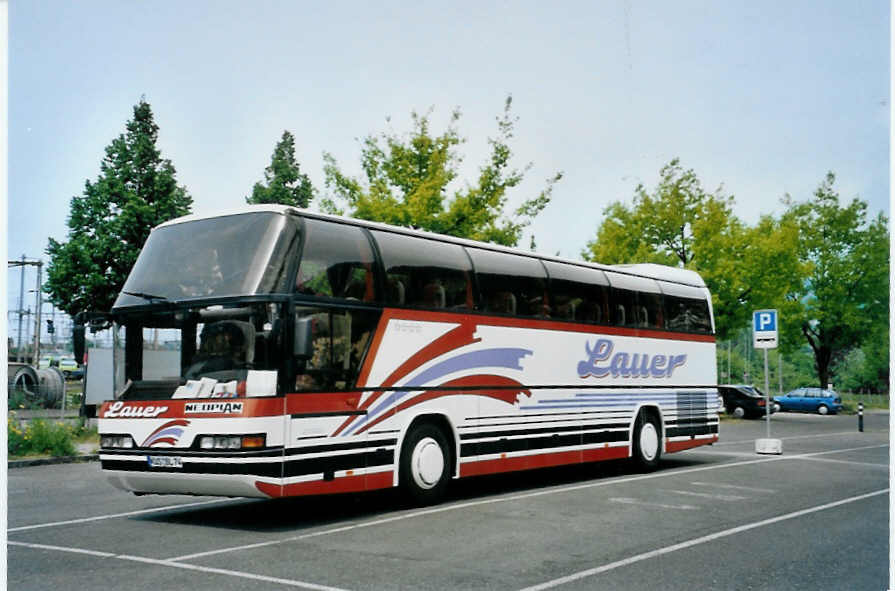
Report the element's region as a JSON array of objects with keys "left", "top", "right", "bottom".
[{"left": 242, "top": 435, "right": 265, "bottom": 448}]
